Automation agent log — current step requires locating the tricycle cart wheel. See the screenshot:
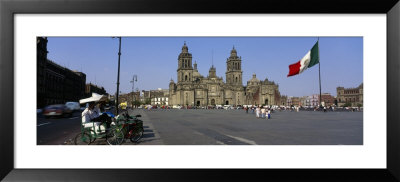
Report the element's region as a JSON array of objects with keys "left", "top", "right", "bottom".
[
  {"left": 74, "top": 132, "right": 91, "bottom": 145},
  {"left": 130, "top": 127, "right": 144, "bottom": 143},
  {"left": 106, "top": 128, "right": 124, "bottom": 145}
]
